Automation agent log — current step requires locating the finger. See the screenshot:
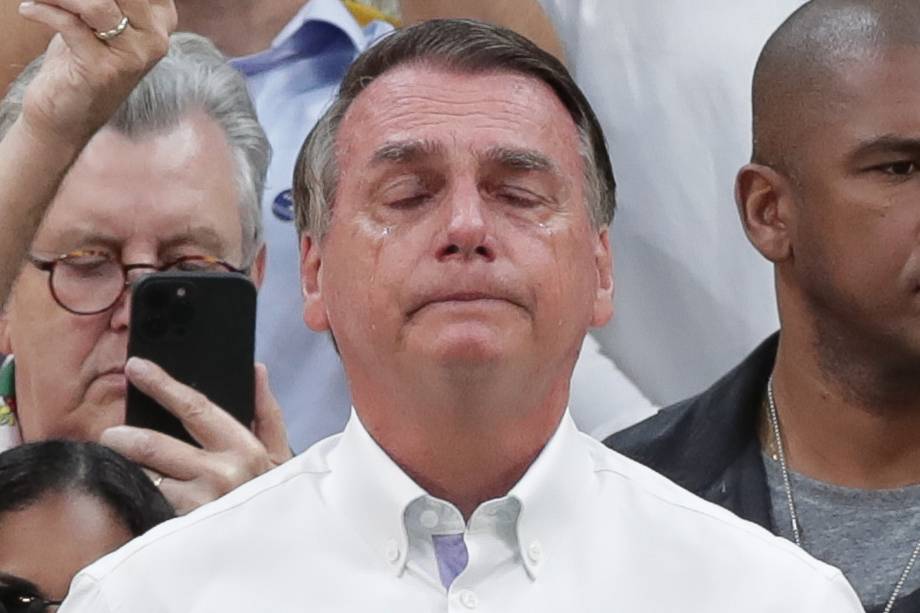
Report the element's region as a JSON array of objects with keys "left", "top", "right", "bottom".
[
  {"left": 30, "top": 0, "right": 125, "bottom": 34},
  {"left": 125, "top": 357, "right": 257, "bottom": 452},
  {"left": 156, "top": 479, "right": 215, "bottom": 516},
  {"left": 100, "top": 424, "right": 207, "bottom": 481},
  {"left": 115, "top": 0, "right": 163, "bottom": 33},
  {"left": 18, "top": 1, "right": 101, "bottom": 55},
  {"left": 252, "top": 363, "right": 292, "bottom": 463}
]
